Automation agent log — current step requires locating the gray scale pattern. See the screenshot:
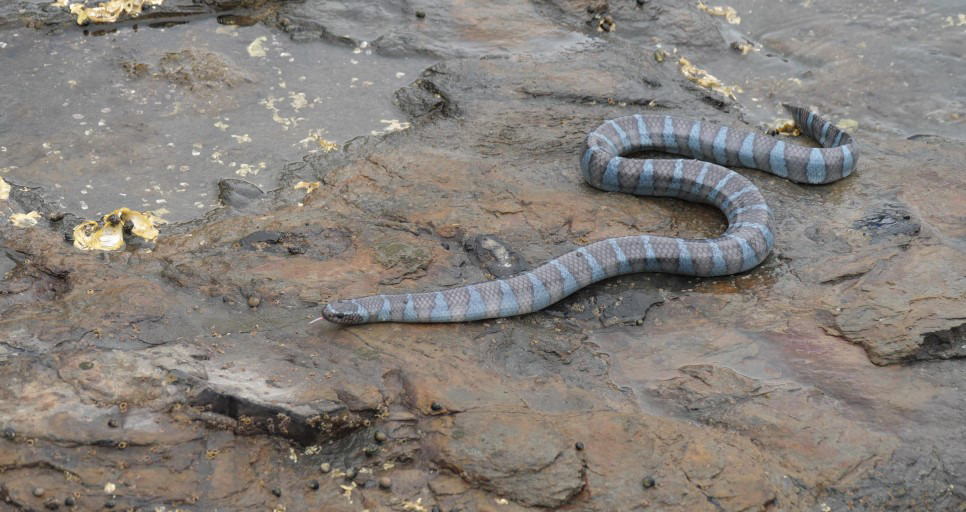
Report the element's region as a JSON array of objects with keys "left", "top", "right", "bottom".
[{"left": 321, "top": 105, "right": 859, "bottom": 324}]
